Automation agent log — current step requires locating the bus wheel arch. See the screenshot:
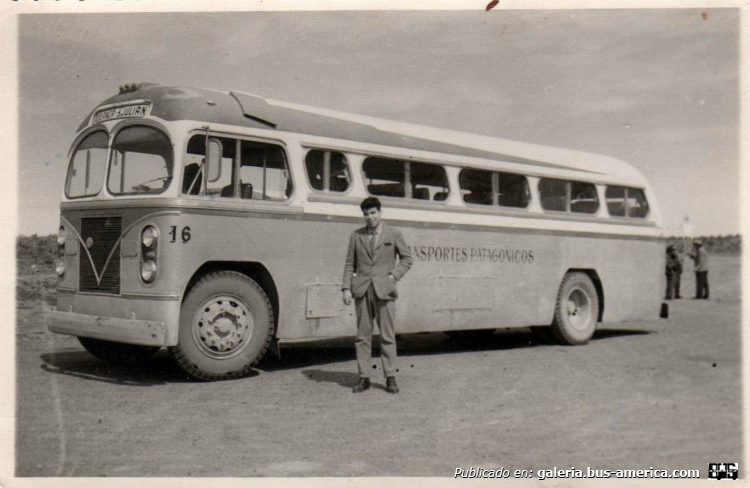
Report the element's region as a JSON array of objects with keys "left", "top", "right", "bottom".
[
  {"left": 550, "top": 269, "right": 602, "bottom": 345},
  {"left": 172, "top": 266, "right": 276, "bottom": 381},
  {"left": 183, "top": 261, "right": 279, "bottom": 334}
]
